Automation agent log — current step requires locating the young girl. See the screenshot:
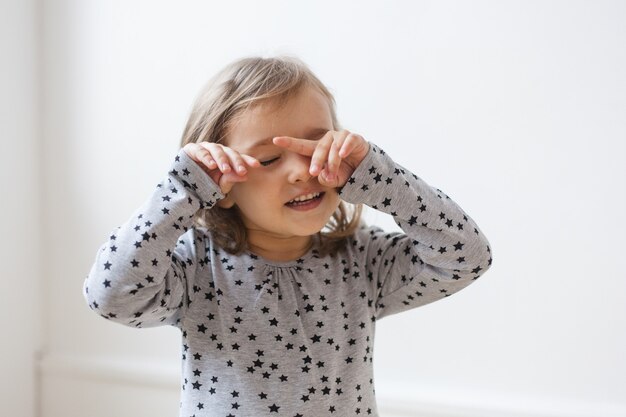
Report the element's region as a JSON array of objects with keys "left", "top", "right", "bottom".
[{"left": 83, "top": 55, "right": 493, "bottom": 417}]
